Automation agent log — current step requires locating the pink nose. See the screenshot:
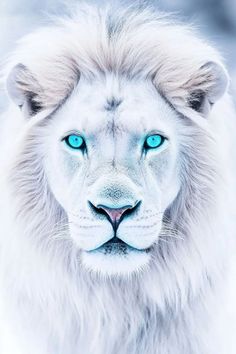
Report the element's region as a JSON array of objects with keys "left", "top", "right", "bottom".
[{"left": 97, "top": 205, "right": 133, "bottom": 228}]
